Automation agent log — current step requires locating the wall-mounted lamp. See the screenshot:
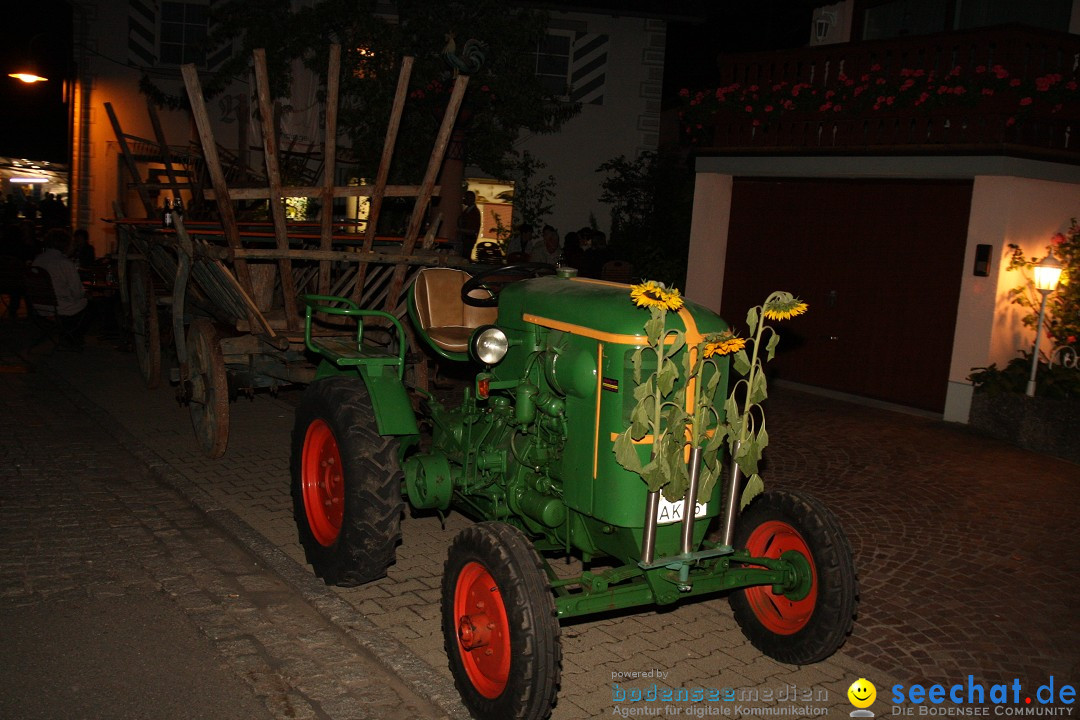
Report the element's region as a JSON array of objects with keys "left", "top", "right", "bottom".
[
  {"left": 816, "top": 11, "right": 837, "bottom": 43},
  {"left": 1026, "top": 251, "right": 1064, "bottom": 397}
]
